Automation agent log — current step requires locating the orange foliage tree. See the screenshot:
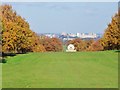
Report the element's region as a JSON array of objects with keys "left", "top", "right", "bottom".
[
  {"left": 0, "top": 5, "right": 45, "bottom": 53},
  {"left": 100, "top": 13, "right": 120, "bottom": 50},
  {"left": 67, "top": 38, "right": 87, "bottom": 51},
  {"left": 41, "top": 37, "right": 63, "bottom": 52},
  {"left": 67, "top": 38, "right": 103, "bottom": 51},
  {"left": 87, "top": 40, "right": 103, "bottom": 51}
]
